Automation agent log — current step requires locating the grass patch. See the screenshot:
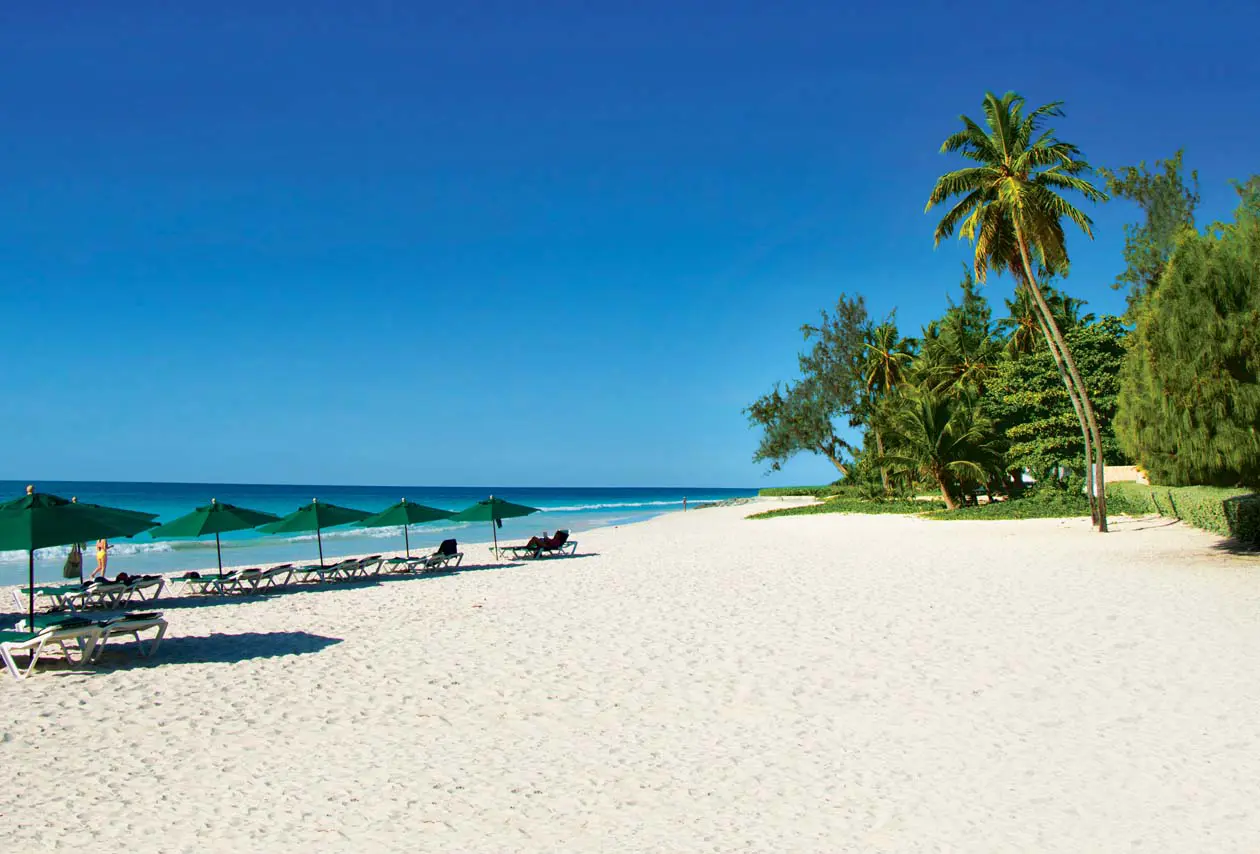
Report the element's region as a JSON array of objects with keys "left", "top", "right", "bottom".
[
  {"left": 750, "top": 497, "right": 942, "bottom": 519},
  {"left": 922, "top": 492, "right": 1092, "bottom": 520},
  {"left": 757, "top": 485, "right": 859, "bottom": 499}
]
